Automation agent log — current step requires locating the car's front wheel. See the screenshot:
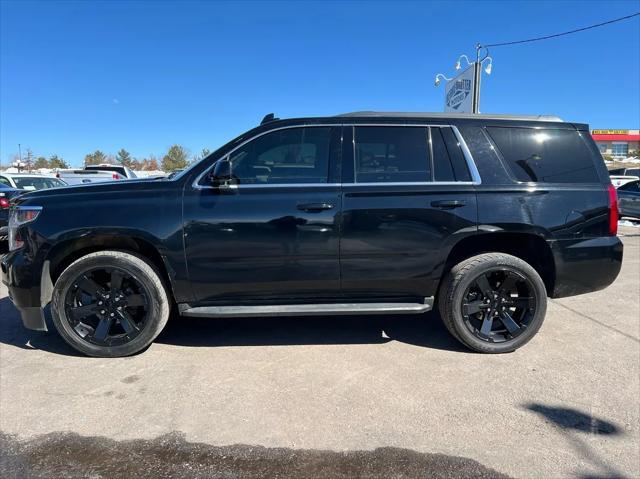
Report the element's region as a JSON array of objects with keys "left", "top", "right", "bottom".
[
  {"left": 51, "top": 250, "right": 170, "bottom": 357},
  {"left": 438, "top": 253, "right": 547, "bottom": 353}
]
